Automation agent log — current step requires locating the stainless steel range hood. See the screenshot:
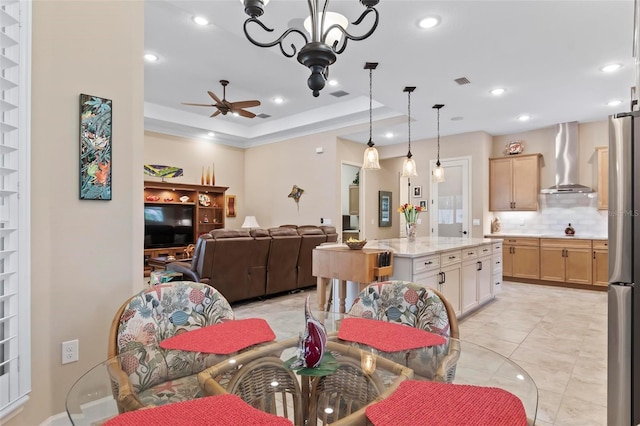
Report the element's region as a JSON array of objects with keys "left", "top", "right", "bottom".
[{"left": 540, "top": 121, "right": 595, "bottom": 194}]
